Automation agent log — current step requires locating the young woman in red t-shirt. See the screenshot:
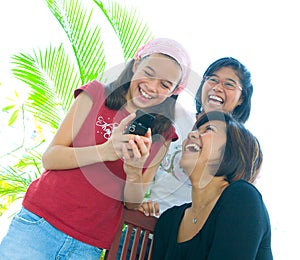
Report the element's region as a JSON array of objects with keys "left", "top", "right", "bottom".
[{"left": 0, "top": 38, "right": 191, "bottom": 259}]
